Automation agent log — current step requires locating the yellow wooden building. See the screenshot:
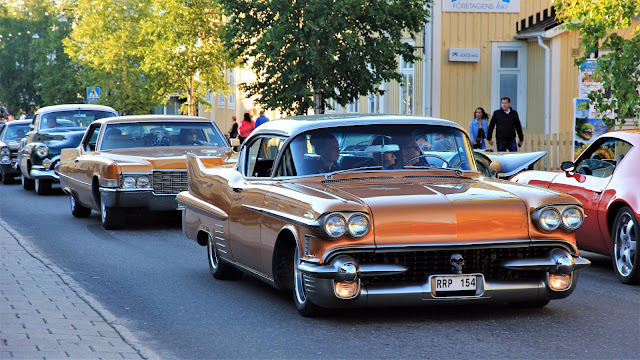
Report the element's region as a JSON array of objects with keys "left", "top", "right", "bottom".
[{"left": 200, "top": 0, "right": 637, "bottom": 161}]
